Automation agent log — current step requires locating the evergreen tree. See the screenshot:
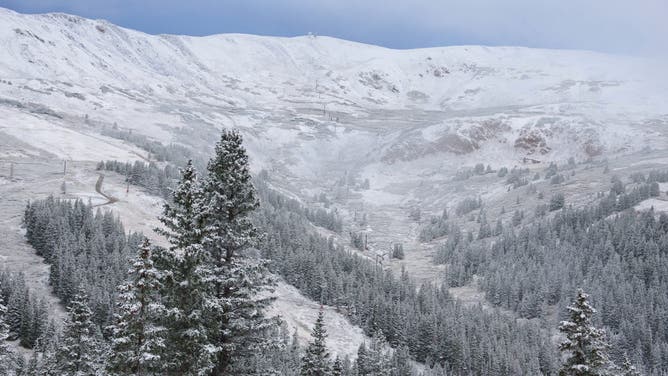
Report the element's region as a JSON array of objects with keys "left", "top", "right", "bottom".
[
  {"left": 478, "top": 211, "right": 492, "bottom": 239},
  {"left": 332, "top": 357, "right": 344, "bottom": 376},
  {"left": 154, "top": 160, "right": 215, "bottom": 375},
  {"left": 156, "top": 160, "right": 204, "bottom": 252},
  {"left": 550, "top": 193, "right": 566, "bottom": 211},
  {"left": 512, "top": 209, "right": 524, "bottom": 226},
  {"left": 619, "top": 355, "right": 640, "bottom": 376},
  {"left": 227, "top": 322, "right": 303, "bottom": 375},
  {"left": 0, "top": 286, "right": 18, "bottom": 375},
  {"left": 27, "top": 298, "right": 49, "bottom": 348},
  {"left": 55, "top": 289, "right": 103, "bottom": 376},
  {"left": 107, "top": 238, "right": 166, "bottom": 375},
  {"left": 199, "top": 129, "right": 274, "bottom": 374},
  {"left": 357, "top": 343, "right": 370, "bottom": 375},
  {"left": 357, "top": 331, "right": 393, "bottom": 376},
  {"left": 24, "top": 351, "right": 39, "bottom": 376},
  {"left": 6, "top": 281, "right": 27, "bottom": 337},
  {"left": 301, "top": 308, "right": 331, "bottom": 376},
  {"left": 391, "top": 345, "right": 412, "bottom": 376},
  {"left": 35, "top": 324, "right": 61, "bottom": 376},
  {"left": 392, "top": 244, "right": 404, "bottom": 260},
  {"left": 558, "top": 289, "right": 612, "bottom": 376},
  {"left": 24, "top": 197, "right": 142, "bottom": 329}
]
